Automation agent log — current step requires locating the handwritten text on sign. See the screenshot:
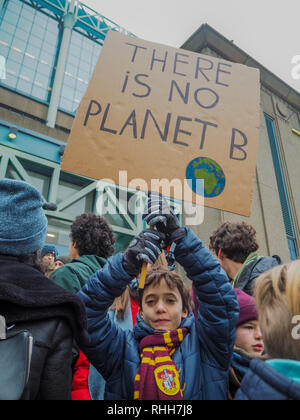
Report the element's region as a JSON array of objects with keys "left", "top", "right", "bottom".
[{"left": 61, "top": 32, "right": 260, "bottom": 216}]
